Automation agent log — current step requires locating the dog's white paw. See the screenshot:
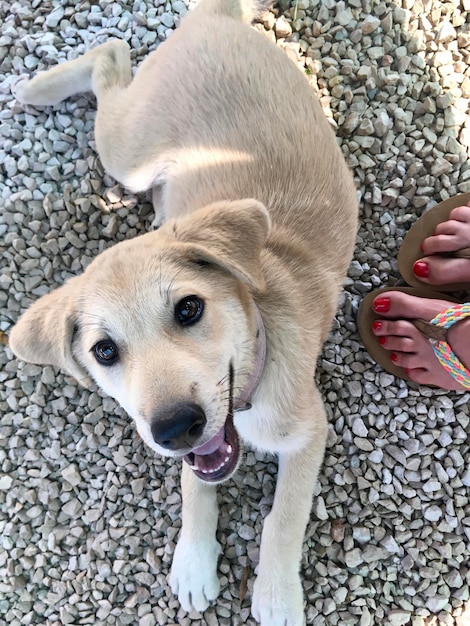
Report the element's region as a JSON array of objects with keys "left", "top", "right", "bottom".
[
  {"left": 169, "top": 536, "right": 221, "bottom": 613},
  {"left": 150, "top": 212, "right": 164, "bottom": 230},
  {"left": 12, "top": 77, "right": 35, "bottom": 104},
  {"left": 150, "top": 186, "right": 165, "bottom": 230},
  {"left": 12, "top": 74, "right": 60, "bottom": 107},
  {"left": 251, "top": 569, "right": 305, "bottom": 626}
]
